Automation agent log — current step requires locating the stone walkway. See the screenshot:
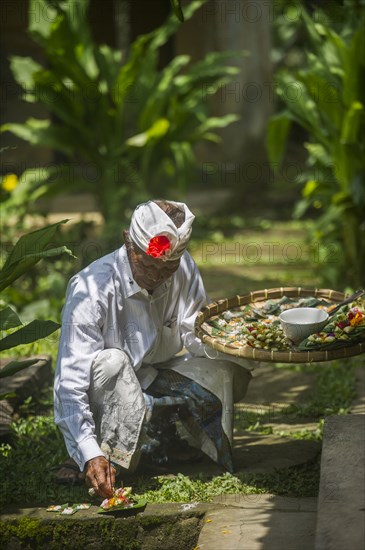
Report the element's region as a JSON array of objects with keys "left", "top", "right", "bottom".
[
  {"left": 165, "top": 363, "right": 321, "bottom": 480},
  {"left": 196, "top": 361, "right": 365, "bottom": 550},
  {"left": 199, "top": 495, "right": 317, "bottom": 550}
]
